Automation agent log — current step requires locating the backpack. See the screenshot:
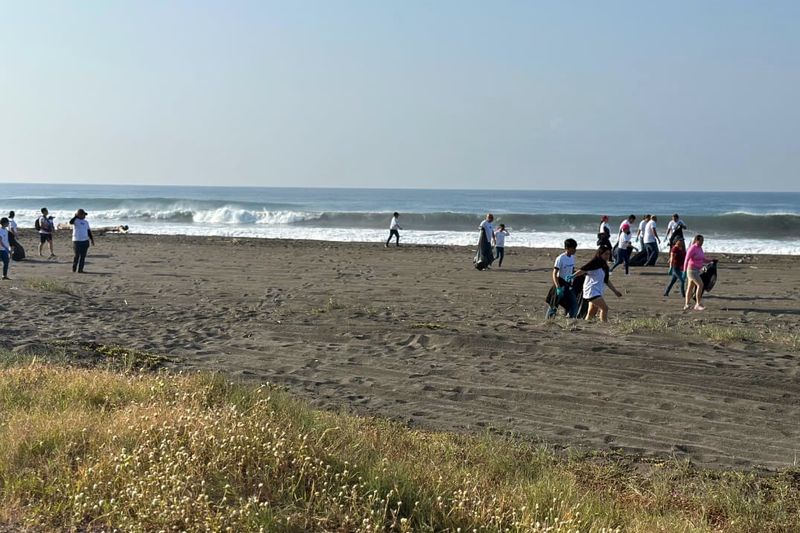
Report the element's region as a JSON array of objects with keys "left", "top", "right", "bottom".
[{"left": 34, "top": 217, "right": 41, "bottom": 231}]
